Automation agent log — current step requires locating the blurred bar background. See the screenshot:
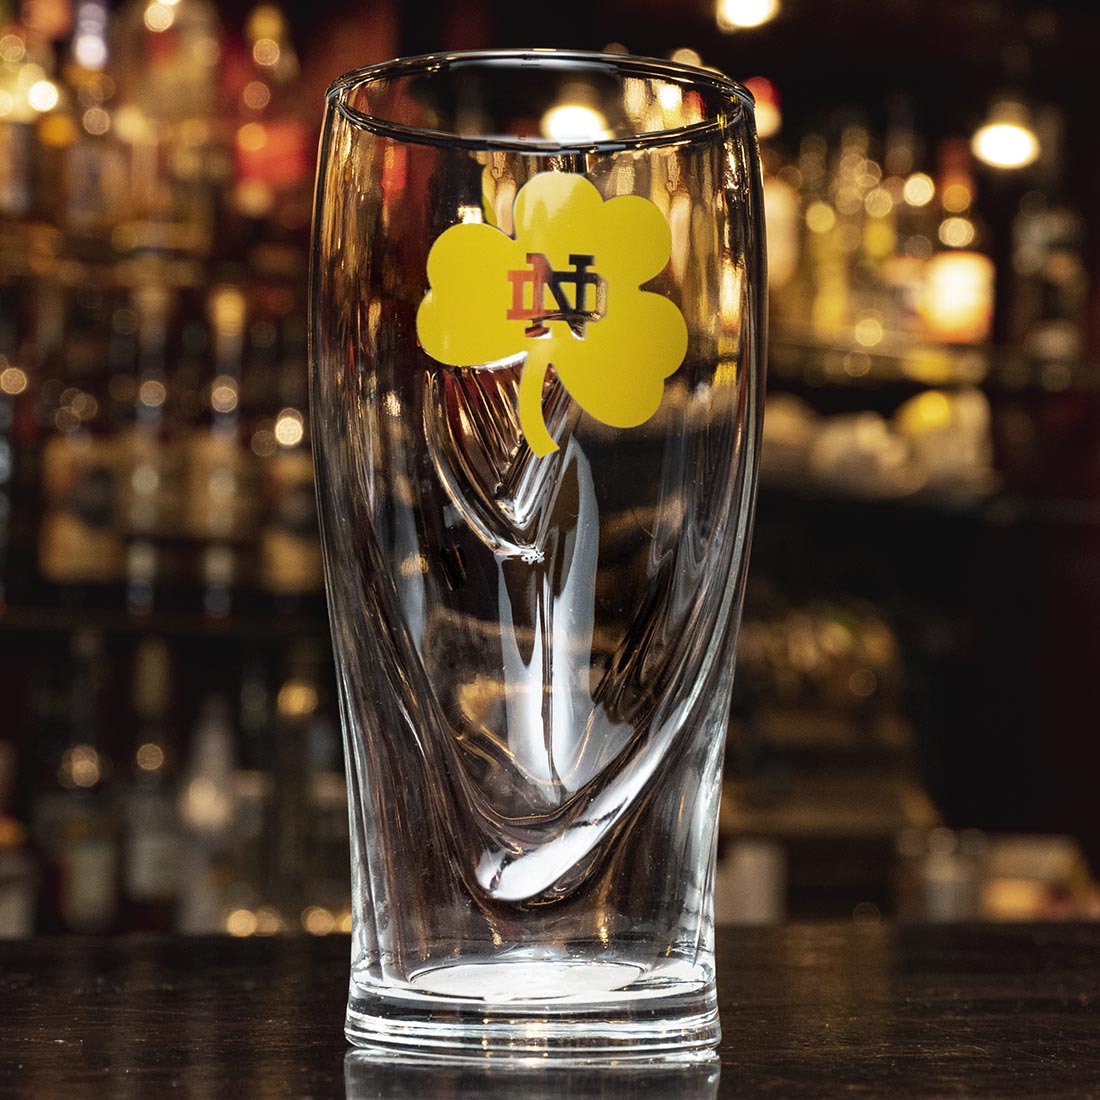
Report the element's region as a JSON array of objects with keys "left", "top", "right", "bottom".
[{"left": 2, "top": 0, "right": 1100, "bottom": 937}]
